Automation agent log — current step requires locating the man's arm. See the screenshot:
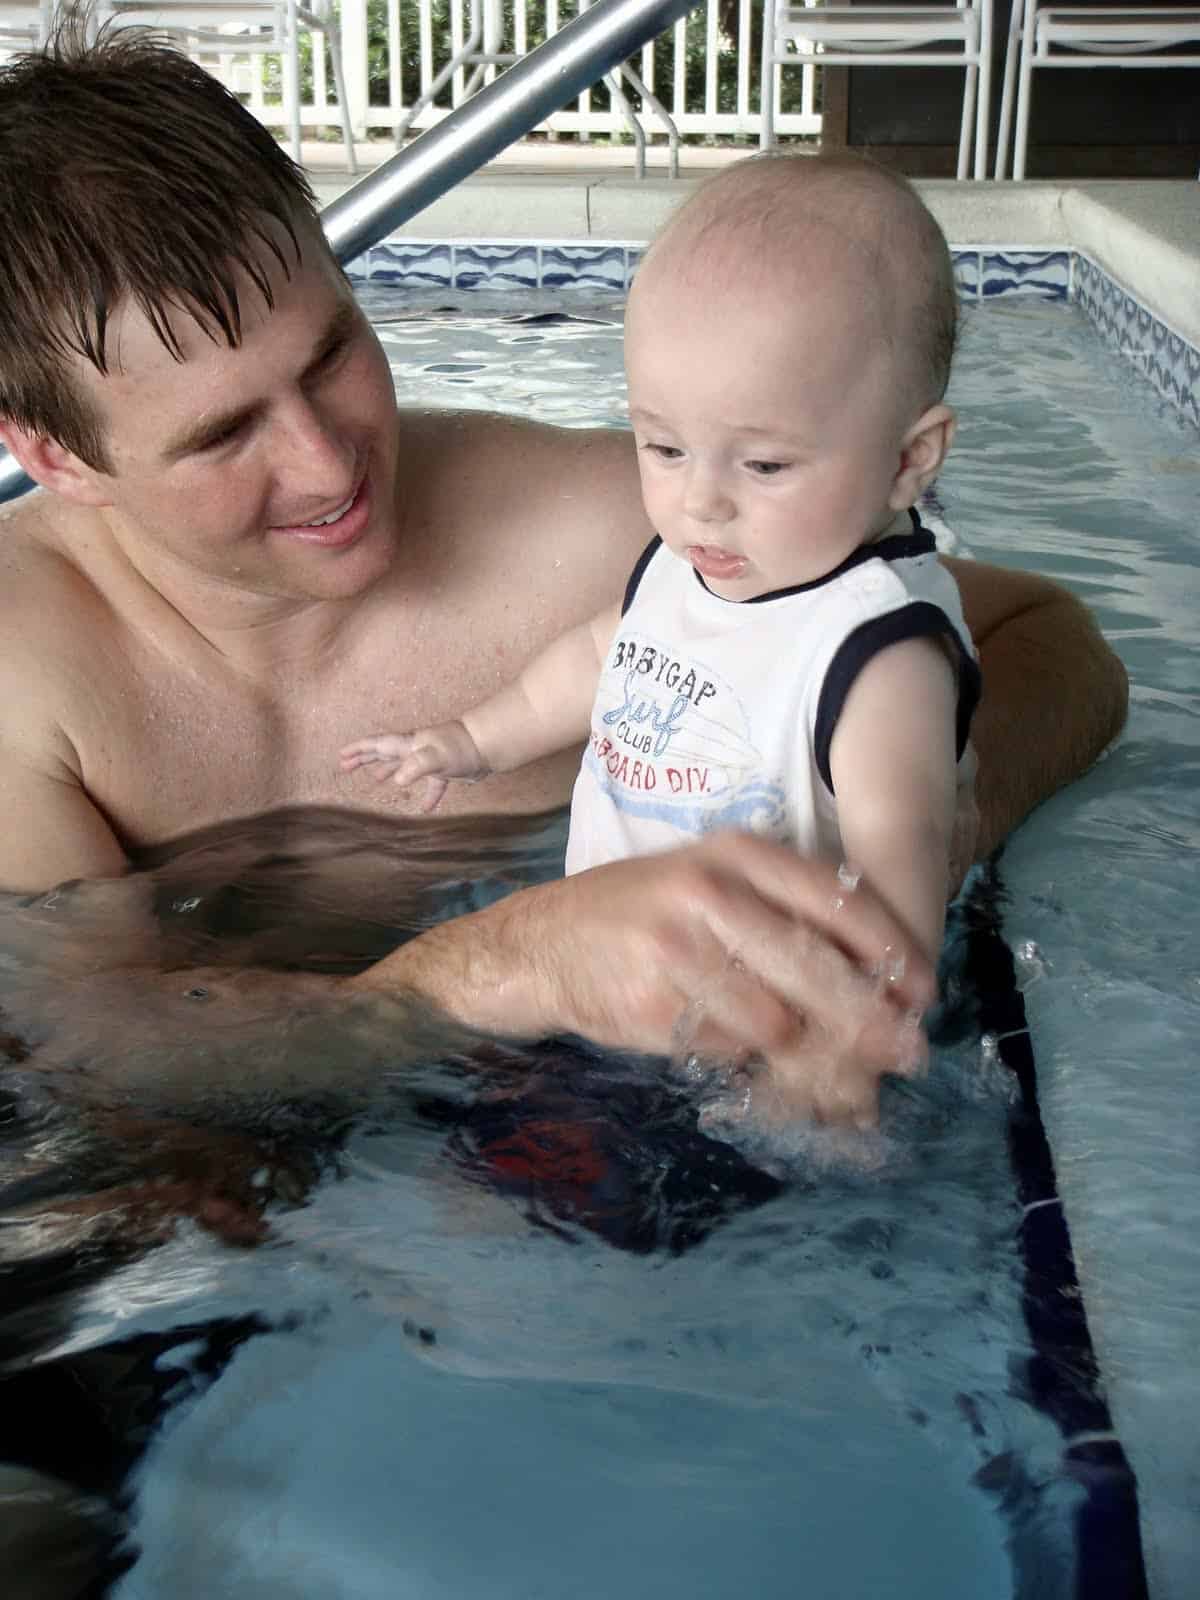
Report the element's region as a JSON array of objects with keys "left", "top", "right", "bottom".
[
  {"left": 0, "top": 738, "right": 129, "bottom": 894},
  {"left": 944, "top": 557, "right": 1128, "bottom": 856},
  {"left": 0, "top": 805, "right": 933, "bottom": 1125}
]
